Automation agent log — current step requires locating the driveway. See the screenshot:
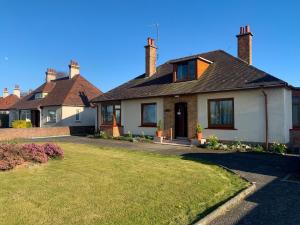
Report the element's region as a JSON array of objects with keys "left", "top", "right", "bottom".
[{"left": 31, "top": 136, "right": 300, "bottom": 225}]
